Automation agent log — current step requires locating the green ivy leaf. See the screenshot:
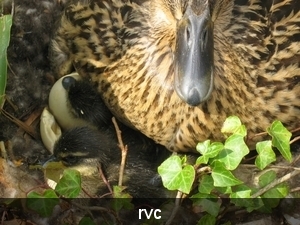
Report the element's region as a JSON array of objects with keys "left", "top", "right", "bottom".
[
  {"left": 55, "top": 169, "right": 81, "bottom": 198},
  {"left": 231, "top": 185, "right": 266, "bottom": 212},
  {"left": 197, "top": 213, "right": 217, "bottom": 225},
  {"left": 221, "top": 116, "right": 247, "bottom": 136},
  {"left": 255, "top": 141, "right": 276, "bottom": 170},
  {"left": 196, "top": 155, "right": 209, "bottom": 165},
  {"left": 211, "top": 161, "right": 242, "bottom": 187},
  {"left": 230, "top": 184, "right": 254, "bottom": 209},
  {"left": 158, "top": 155, "right": 195, "bottom": 194},
  {"left": 113, "top": 185, "right": 131, "bottom": 198},
  {"left": 192, "top": 193, "right": 220, "bottom": 217},
  {"left": 267, "top": 120, "right": 292, "bottom": 162},
  {"left": 196, "top": 140, "right": 210, "bottom": 155},
  {"left": 263, "top": 182, "right": 289, "bottom": 199},
  {"left": 231, "top": 194, "right": 264, "bottom": 212},
  {"left": 258, "top": 170, "right": 276, "bottom": 188},
  {"left": 199, "top": 198, "right": 221, "bottom": 217},
  {"left": 196, "top": 141, "right": 224, "bottom": 165},
  {"left": 198, "top": 175, "right": 214, "bottom": 194},
  {"left": 215, "top": 134, "right": 249, "bottom": 170},
  {"left": 256, "top": 170, "right": 288, "bottom": 198},
  {"left": 196, "top": 140, "right": 224, "bottom": 157},
  {"left": 79, "top": 217, "right": 96, "bottom": 225},
  {"left": 215, "top": 186, "right": 232, "bottom": 194},
  {"left": 261, "top": 183, "right": 289, "bottom": 210},
  {"left": 26, "top": 189, "right": 59, "bottom": 217},
  {"left": 111, "top": 186, "right": 133, "bottom": 211},
  {"left": 231, "top": 185, "right": 252, "bottom": 198},
  {"left": 181, "top": 155, "right": 188, "bottom": 165},
  {"left": 251, "top": 170, "right": 288, "bottom": 212},
  {"left": 256, "top": 183, "right": 289, "bottom": 213},
  {"left": 221, "top": 116, "right": 242, "bottom": 132}
]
